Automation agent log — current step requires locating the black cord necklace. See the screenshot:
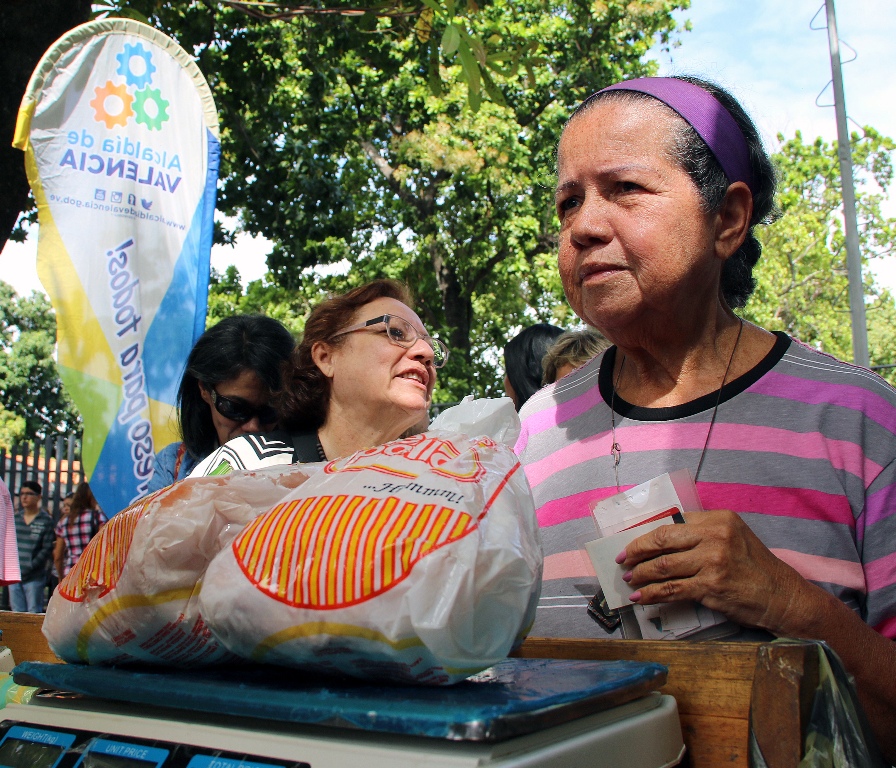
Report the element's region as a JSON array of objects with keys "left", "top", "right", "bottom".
[
  {"left": 609, "top": 319, "right": 744, "bottom": 491},
  {"left": 315, "top": 433, "right": 328, "bottom": 461}
]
